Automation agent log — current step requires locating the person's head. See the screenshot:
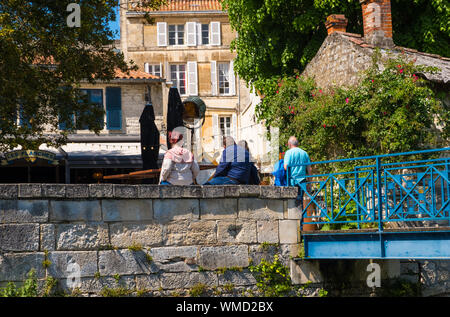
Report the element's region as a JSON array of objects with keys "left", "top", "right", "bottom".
[
  {"left": 223, "top": 136, "right": 235, "bottom": 148},
  {"left": 169, "top": 130, "right": 183, "bottom": 146},
  {"left": 237, "top": 140, "right": 249, "bottom": 152},
  {"left": 287, "top": 136, "right": 299, "bottom": 149}
]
